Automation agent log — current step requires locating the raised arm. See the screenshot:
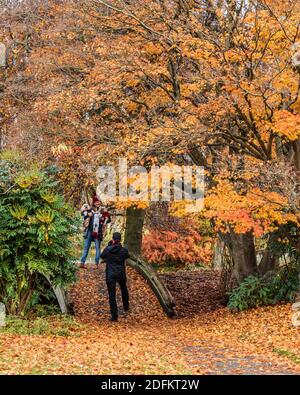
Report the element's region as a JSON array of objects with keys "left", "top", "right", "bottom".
[{"left": 100, "top": 246, "right": 109, "bottom": 260}]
